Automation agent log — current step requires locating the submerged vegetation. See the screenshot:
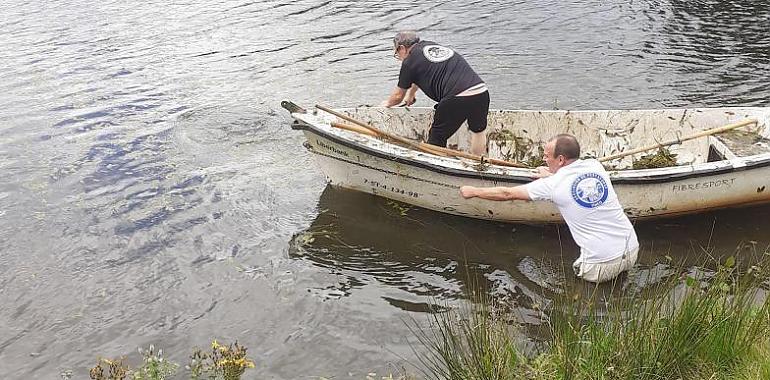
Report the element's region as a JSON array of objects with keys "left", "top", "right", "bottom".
[{"left": 412, "top": 252, "right": 770, "bottom": 380}]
